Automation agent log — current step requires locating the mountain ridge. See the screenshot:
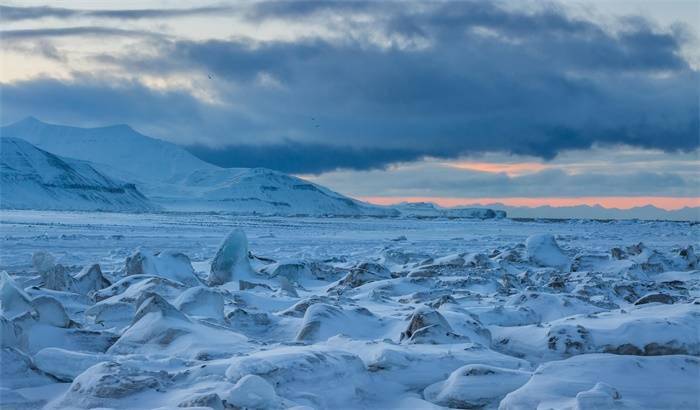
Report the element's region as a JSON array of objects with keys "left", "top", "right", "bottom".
[
  {"left": 0, "top": 118, "right": 399, "bottom": 217},
  {"left": 451, "top": 202, "right": 699, "bottom": 221},
  {"left": 0, "top": 137, "right": 158, "bottom": 212},
  {"left": 9, "top": 117, "right": 692, "bottom": 221}
]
